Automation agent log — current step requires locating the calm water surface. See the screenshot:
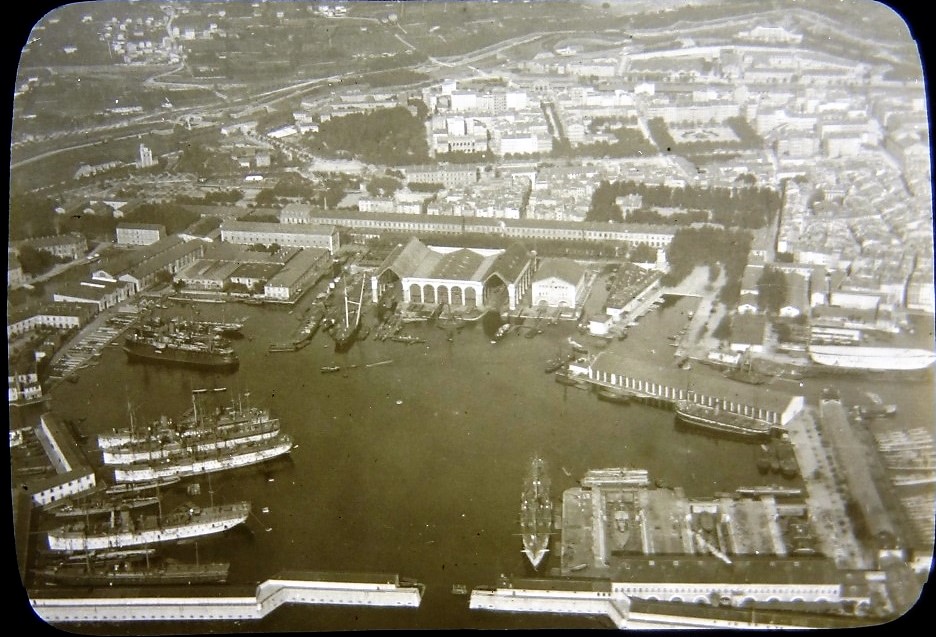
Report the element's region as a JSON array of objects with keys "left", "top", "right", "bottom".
[{"left": 16, "top": 296, "right": 935, "bottom": 631}]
